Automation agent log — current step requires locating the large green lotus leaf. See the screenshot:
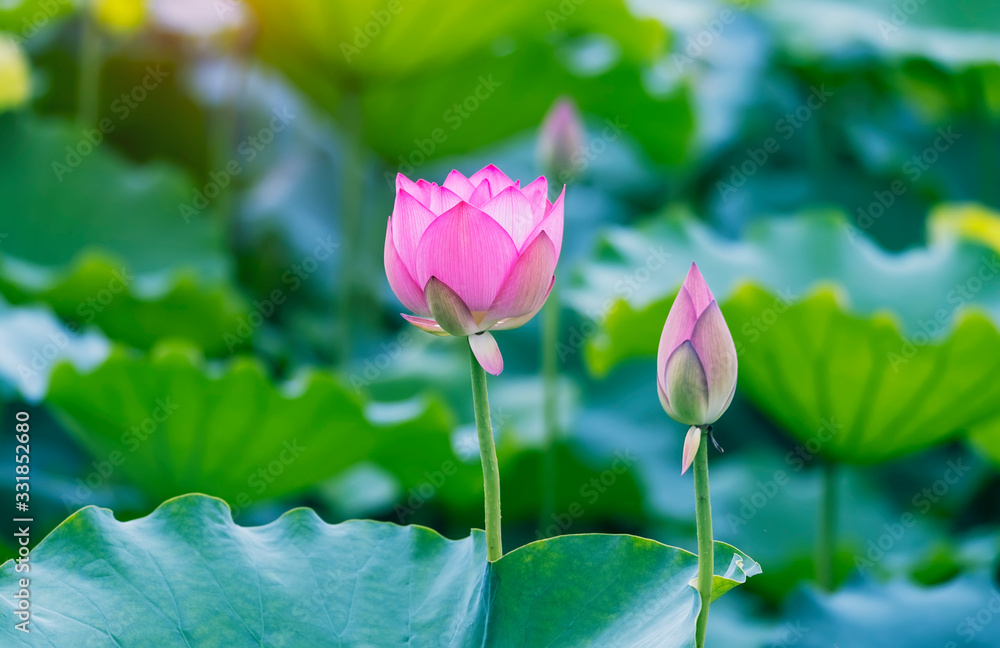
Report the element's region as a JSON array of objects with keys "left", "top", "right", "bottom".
[
  {"left": 246, "top": 0, "right": 663, "bottom": 81},
  {"left": 244, "top": 0, "right": 693, "bottom": 165},
  {"left": 0, "top": 0, "right": 76, "bottom": 33},
  {"left": 761, "top": 0, "right": 1000, "bottom": 68},
  {"left": 727, "top": 286, "right": 1000, "bottom": 463},
  {"left": 0, "top": 114, "right": 224, "bottom": 273},
  {"left": 0, "top": 114, "right": 248, "bottom": 352},
  {"left": 969, "top": 416, "right": 1000, "bottom": 466},
  {"left": 570, "top": 214, "right": 1000, "bottom": 463},
  {"left": 44, "top": 344, "right": 454, "bottom": 507},
  {"left": 0, "top": 252, "right": 249, "bottom": 356},
  {"left": 359, "top": 39, "right": 693, "bottom": 166},
  {"left": 0, "top": 495, "right": 758, "bottom": 646}
]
